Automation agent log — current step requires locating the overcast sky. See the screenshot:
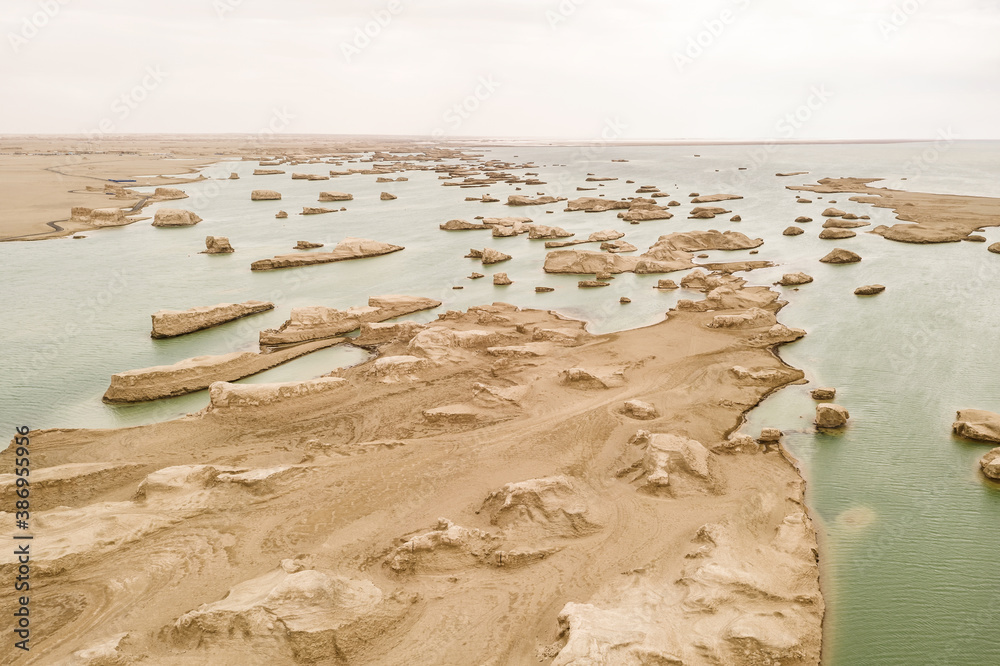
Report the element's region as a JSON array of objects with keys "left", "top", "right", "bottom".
[{"left": 1, "top": 0, "right": 999, "bottom": 140}]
